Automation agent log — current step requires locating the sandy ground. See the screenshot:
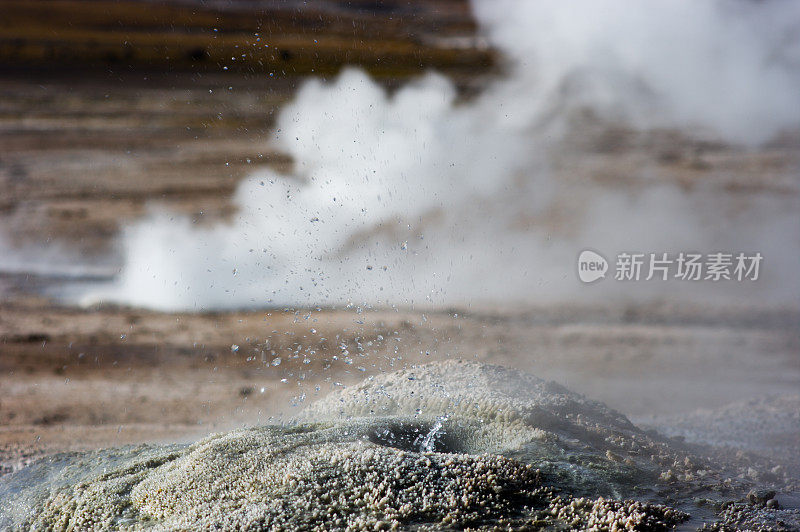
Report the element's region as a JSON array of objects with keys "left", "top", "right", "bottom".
[{"left": 2, "top": 292, "right": 799, "bottom": 474}]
